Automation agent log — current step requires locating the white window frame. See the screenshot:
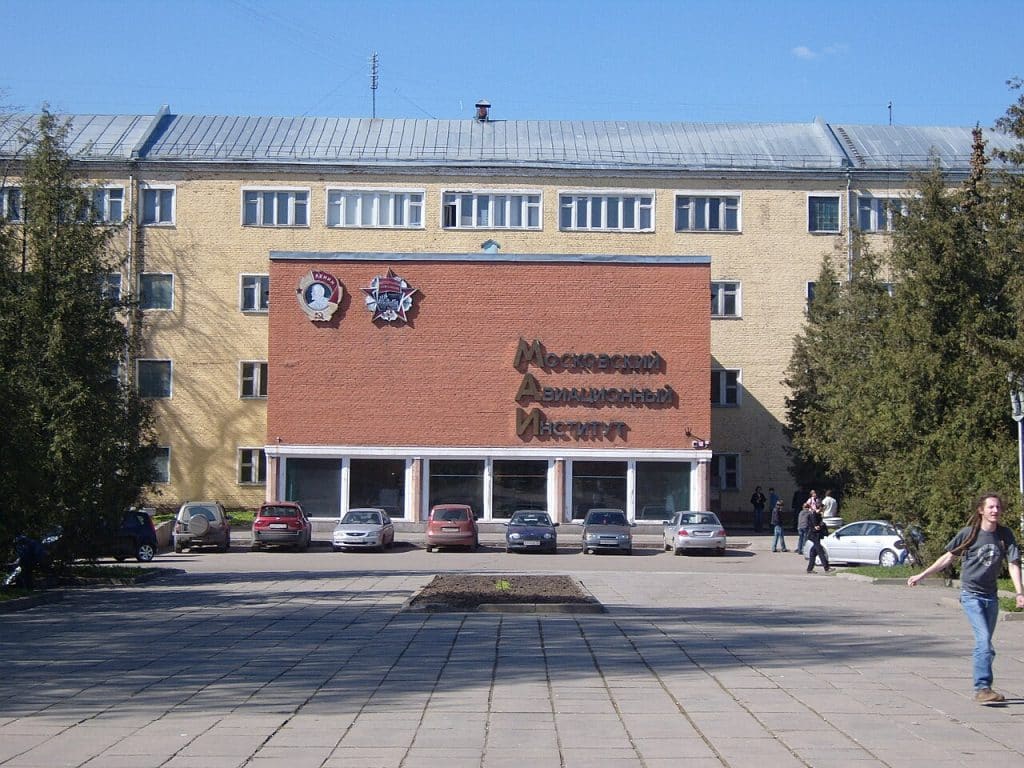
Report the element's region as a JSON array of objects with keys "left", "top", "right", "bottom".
[
  {"left": 326, "top": 188, "right": 425, "bottom": 229},
  {"left": 441, "top": 190, "right": 542, "bottom": 230},
  {"left": 240, "top": 274, "right": 270, "bottom": 313},
  {"left": 711, "top": 281, "right": 741, "bottom": 318},
  {"left": 1, "top": 186, "right": 22, "bottom": 222},
  {"left": 137, "top": 359, "right": 173, "bottom": 399},
  {"left": 238, "top": 447, "right": 267, "bottom": 485},
  {"left": 242, "top": 187, "right": 310, "bottom": 227},
  {"left": 711, "top": 369, "right": 741, "bottom": 407},
  {"left": 558, "top": 190, "right": 654, "bottom": 232},
  {"left": 140, "top": 185, "right": 175, "bottom": 226},
  {"left": 807, "top": 194, "right": 841, "bottom": 233},
  {"left": 240, "top": 361, "right": 268, "bottom": 399},
  {"left": 711, "top": 453, "right": 740, "bottom": 491},
  {"left": 153, "top": 446, "right": 171, "bottom": 484},
  {"left": 139, "top": 273, "right": 174, "bottom": 311},
  {"left": 857, "top": 195, "right": 904, "bottom": 232},
  {"left": 90, "top": 186, "right": 125, "bottom": 223},
  {"left": 675, "top": 191, "right": 741, "bottom": 232}
]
